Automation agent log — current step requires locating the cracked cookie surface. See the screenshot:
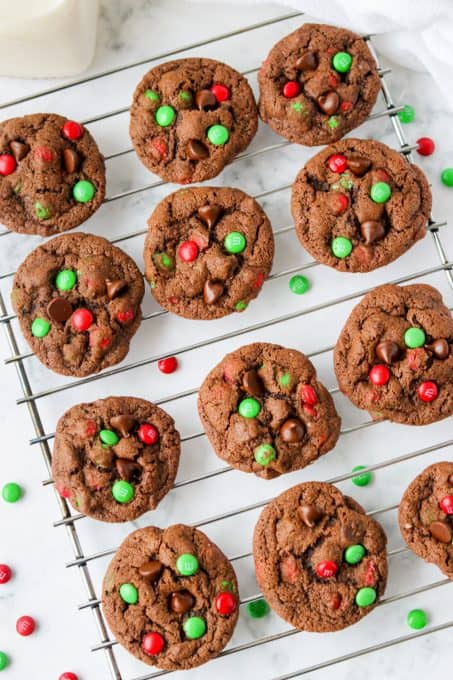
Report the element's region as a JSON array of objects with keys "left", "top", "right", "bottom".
[
  {"left": 291, "top": 138, "right": 432, "bottom": 272},
  {"left": 102, "top": 524, "right": 239, "bottom": 670},
  {"left": 11, "top": 232, "right": 144, "bottom": 376},
  {"left": 334, "top": 284, "right": 453, "bottom": 425},
  {"left": 399, "top": 462, "right": 453, "bottom": 579},
  {"left": 198, "top": 343, "right": 341, "bottom": 478},
  {"left": 253, "top": 481, "right": 388, "bottom": 631},
  {"left": 51, "top": 397, "right": 180, "bottom": 522},
  {"left": 258, "top": 24, "right": 381, "bottom": 146},
  {"left": 0, "top": 113, "right": 105, "bottom": 236},
  {"left": 144, "top": 187, "right": 274, "bottom": 319},
  {"left": 129, "top": 58, "right": 258, "bottom": 184}
]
